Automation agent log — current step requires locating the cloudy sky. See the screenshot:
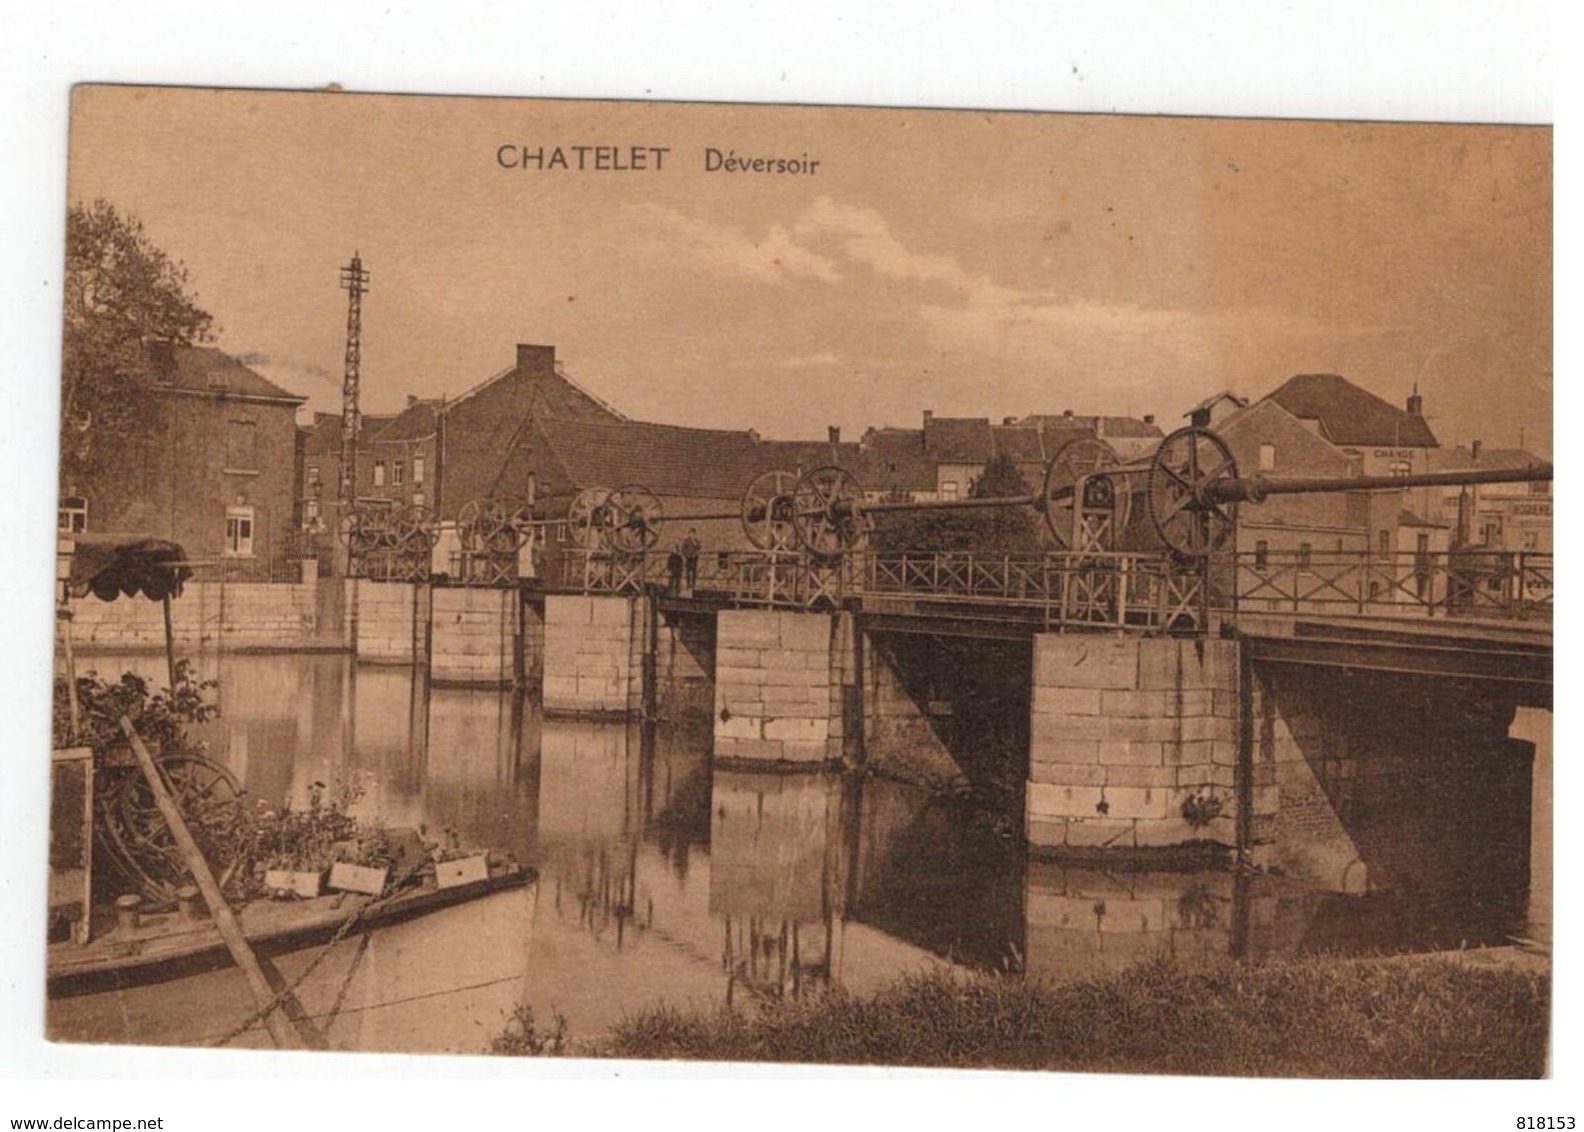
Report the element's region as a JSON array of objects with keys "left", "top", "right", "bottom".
[{"left": 67, "top": 87, "right": 1550, "bottom": 453}]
